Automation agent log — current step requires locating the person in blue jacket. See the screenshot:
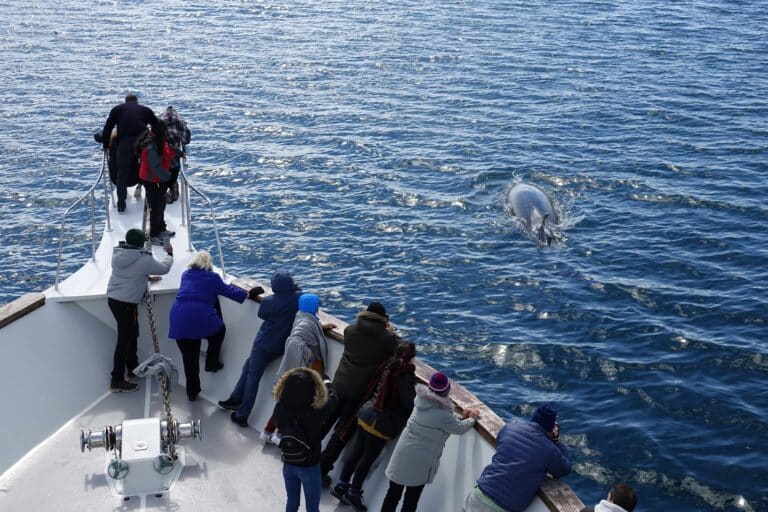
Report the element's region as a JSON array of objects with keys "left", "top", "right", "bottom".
[
  {"left": 169, "top": 250, "right": 252, "bottom": 401},
  {"left": 464, "top": 405, "right": 571, "bottom": 512},
  {"left": 218, "top": 267, "right": 302, "bottom": 427}
]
